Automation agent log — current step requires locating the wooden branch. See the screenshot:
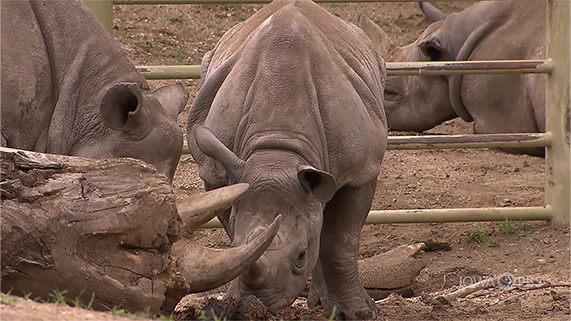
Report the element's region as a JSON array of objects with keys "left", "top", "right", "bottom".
[{"left": 1, "top": 147, "right": 187, "bottom": 314}]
